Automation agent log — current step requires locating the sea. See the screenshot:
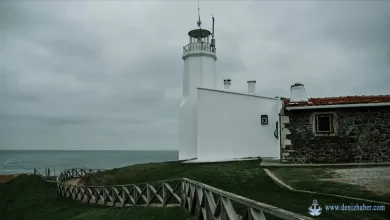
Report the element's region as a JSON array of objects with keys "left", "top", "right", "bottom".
[{"left": 0, "top": 150, "right": 178, "bottom": 175}]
